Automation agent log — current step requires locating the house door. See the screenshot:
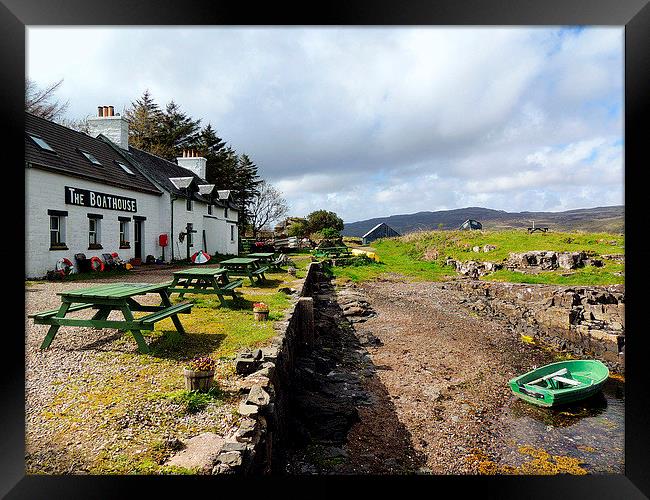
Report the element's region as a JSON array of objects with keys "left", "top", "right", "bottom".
[{"left": 134, "top": 220, "right": 143, "bottom": 259}]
